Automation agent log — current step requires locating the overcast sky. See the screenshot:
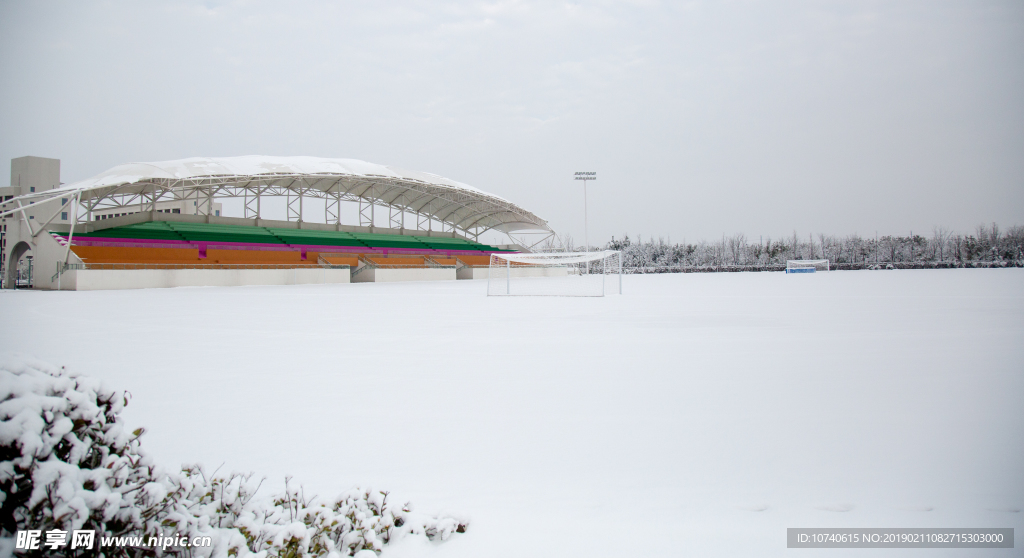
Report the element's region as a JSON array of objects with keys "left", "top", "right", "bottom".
[{"left": 1, "top": 0, "right": 1021, "bottom": 245}]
